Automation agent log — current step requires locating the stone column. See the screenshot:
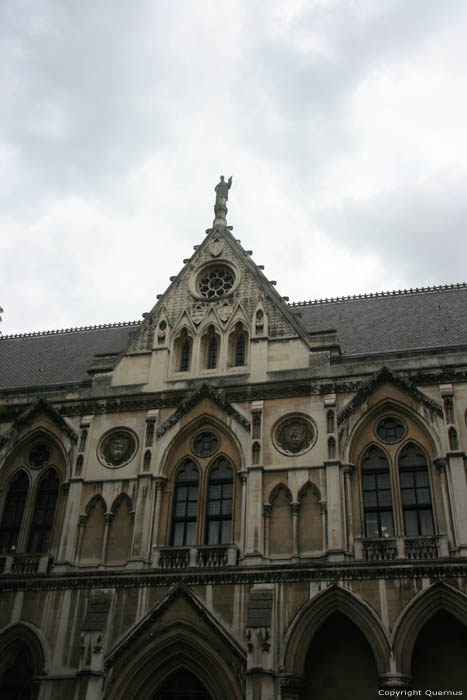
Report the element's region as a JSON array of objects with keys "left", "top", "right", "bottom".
[
  {"left": 263, "top": 504, "right": 271, "bottom": 558},
  {"left": 319, "top": 500, "right": 327, "bottom": 554},
  {"left": 101, "top": 513, "right": 113, "bottom": 564},
  {"left": 291, "top": 502, "right": 300, "bottom": 559},
  {"left": 379, "top": 673, "right": 412, "bottom": 690},
  {"left": 435, "top": 457, "right": 455, "bottom": 549},
  {"left": 324, "top": 459, "right": 344, "bottom": 559},
  {"left": 74, "top": 514, "right": 87, "bottom": 562},
  {"left": 446, "top": 451, "right": 467, "bottom": 553},
  {"left": 151, "top": 476, "right": 168, "bottom": 552},
  {"left": 342, "top": 464, "right": 355, "bottom": 554},
  {"left": 245, "top": 466, "right": 264, "bottom": 561},
  {"left": 239, "top": 471, "right": 248, "bottom": 554}
]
